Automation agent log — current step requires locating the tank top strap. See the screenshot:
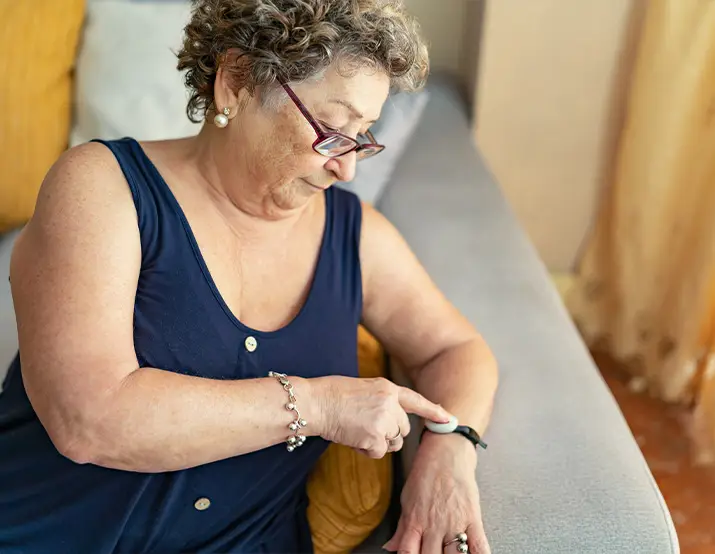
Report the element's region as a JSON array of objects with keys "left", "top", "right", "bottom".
[
  {"left": 91, "top": 137, "right": 181, "bottom": 269},
  {"left": 317, "top": 185, "right": 363, "bottom": 325}
]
